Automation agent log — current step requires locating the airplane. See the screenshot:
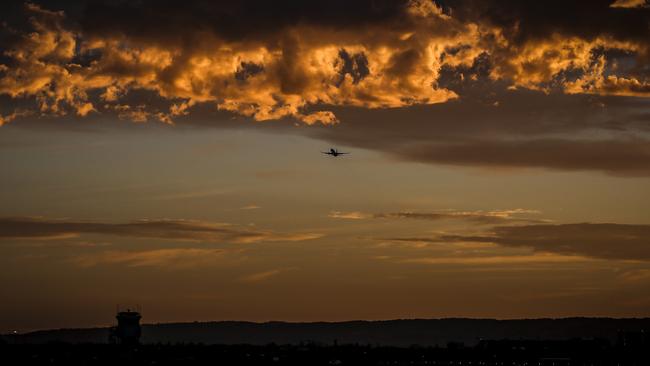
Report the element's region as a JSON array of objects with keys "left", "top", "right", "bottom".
[{"left": 322, "top": 148, "right": 349, "bottom": 157}]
